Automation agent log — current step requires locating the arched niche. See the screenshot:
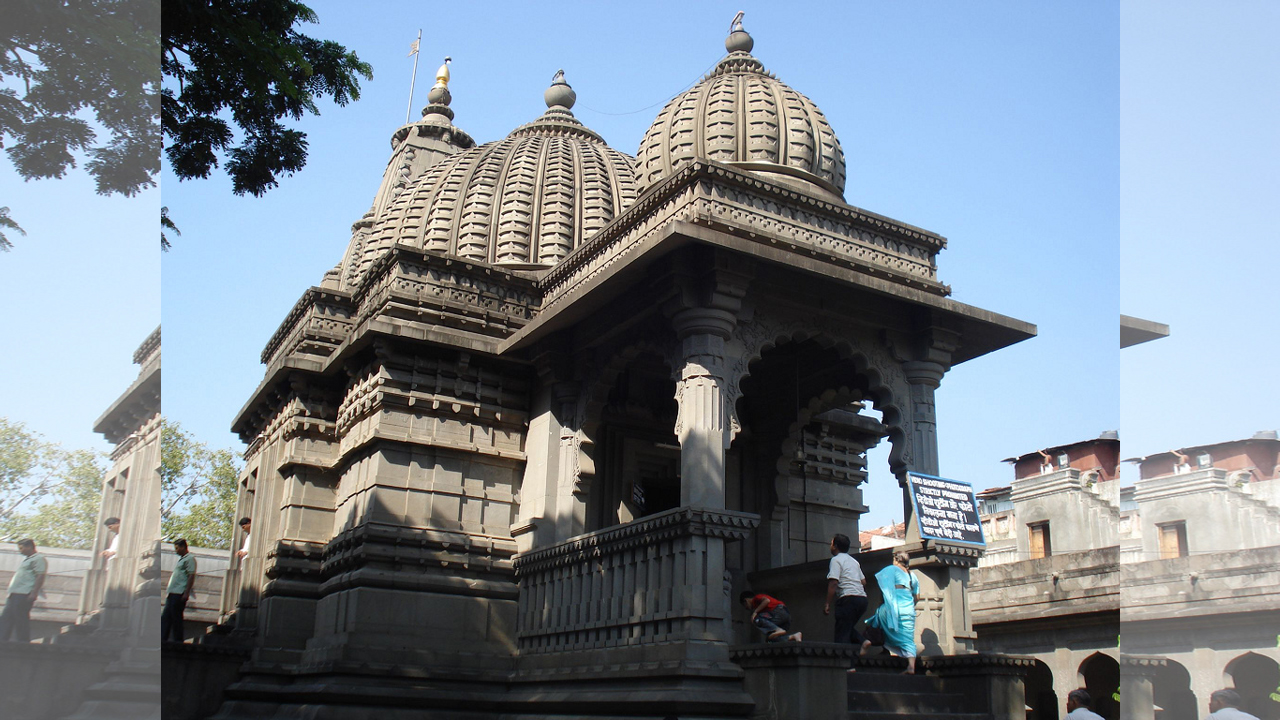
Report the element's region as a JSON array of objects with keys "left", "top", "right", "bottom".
[
  {"left": 1078, "top": 652, "right": 1120, "bottom": 720},
  {"left": 1225, "top": 652, "right": 1280, "bottom": 720},
  {"left": 1025, "top": 658, "right": 1059, "bottom": 720},
  {"left": 1151, "top": 658, "right": 1196, "bottom": 720}
]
